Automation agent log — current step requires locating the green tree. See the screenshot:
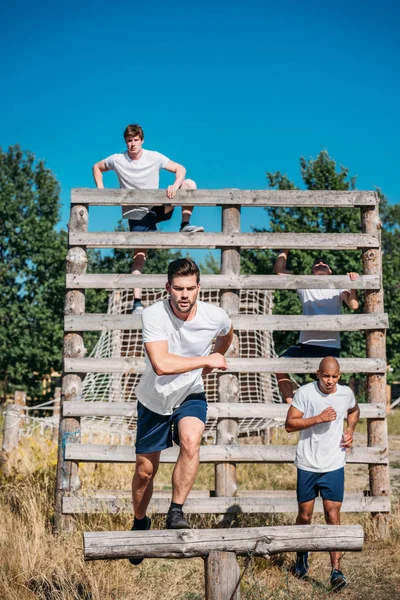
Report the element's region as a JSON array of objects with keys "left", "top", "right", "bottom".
[
  {"left": 243, "top": 151, "right": 398, "bottom": 381},
  {"left": 0, "top": 146, "right": 67, "bottom": 399}
]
